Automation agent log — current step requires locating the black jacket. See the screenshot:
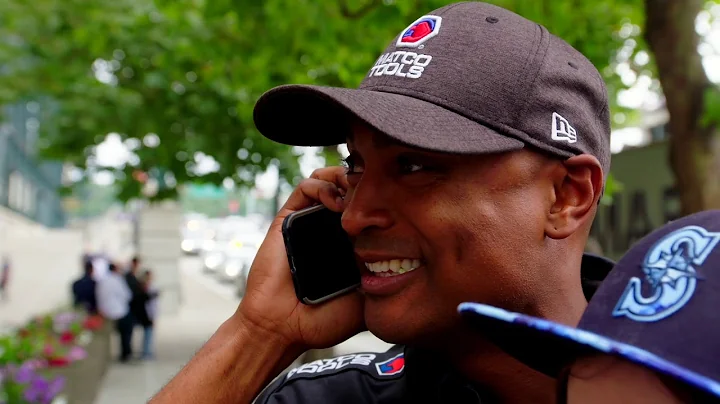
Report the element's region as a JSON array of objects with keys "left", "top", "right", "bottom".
[
  {"left": 255, "top": 254, "right": 614, "bottom": 404},
  {"left": 126, "top": 272, "right": 151, "bottom": 326},
  {"left": 72, "top": 275, "right": 97, "bottom": 314},
  {"left": 256, "top": 344, "right": 494, "bottom": 404}
]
